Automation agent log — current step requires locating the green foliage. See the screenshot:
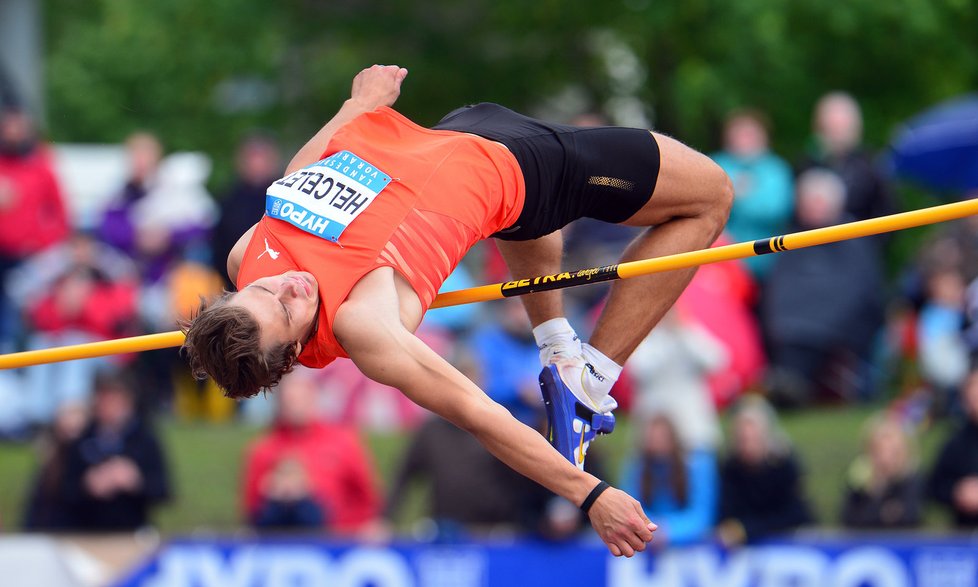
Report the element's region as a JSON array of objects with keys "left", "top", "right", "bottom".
[{"left": 43, "top": 0, "right": 978, "bottom": 179}]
